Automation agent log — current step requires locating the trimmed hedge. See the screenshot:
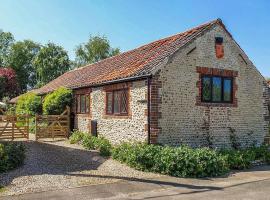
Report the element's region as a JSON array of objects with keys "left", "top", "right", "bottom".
[
  {"left": 16, "top": 92, "right": 42, "bottom": 115},
  {"left": 0, "top": 142, "right": 26, "bottom": 173},
  {"left": 112, "top": 143, "right": 229, "bottom": 178},
  {"left": 43, "top": 87, "right": 72, "bottom": 115},
  {"left": 69, "top": 130, "right": 112, "bottom": 157}
]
